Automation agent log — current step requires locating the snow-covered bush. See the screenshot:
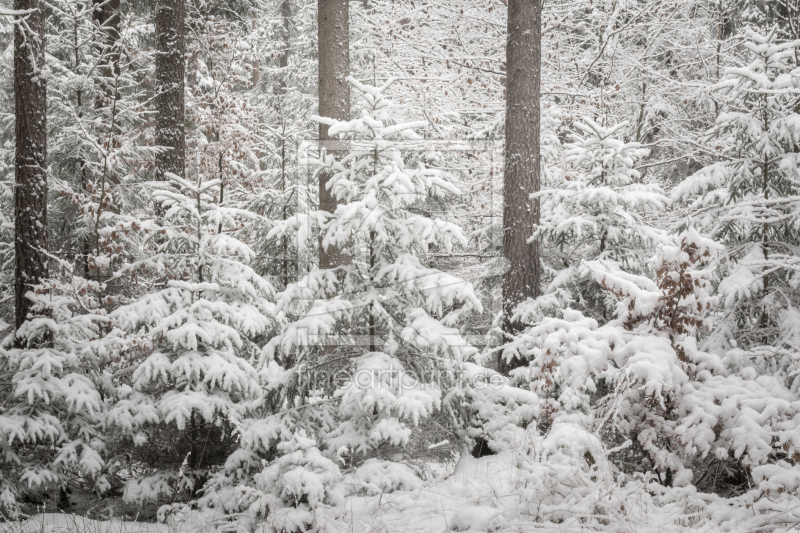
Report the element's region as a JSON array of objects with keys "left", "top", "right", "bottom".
[
  {"left": 348, "top": 458, "right": 423, "bottom": 495},
  {"left": 459, "top": 362, "right": 539, "bottom": 454},
  {"left": 670, "top": 29, "right": 800, "bottom": 493},
  {"left": 500, "top": 227, "right": 800, "bottom": 494},
  {"left": 249, "top": 431, "right": 344, "bottom": 533},
  {"left": 591, "top": 229, "right": 722, "bottom": 483}
]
